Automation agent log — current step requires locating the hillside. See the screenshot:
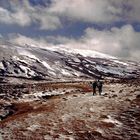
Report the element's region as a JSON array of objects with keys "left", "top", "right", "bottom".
[
  {"left": 0, "top": 40, "right": 140, "bottom": 140},
  {"left": 0, "top": 40, "right": 140, "bottom": 83},
  {"left": 0, "top": 80, "right": 140, "bottom": 140}
]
